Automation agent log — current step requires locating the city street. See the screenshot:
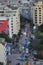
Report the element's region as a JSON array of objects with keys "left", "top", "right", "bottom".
[
  {"left": 0, "top": 1, "right": 43, "bottom": 65},
  {"left": 7, "top": 21, "right": 43, "bottom": 65},
  {"left": 7, "top": 21, "right": 35, "bottom": 65},
  {"left": 7, "top": 54, "right": 23, "bottom": 65}
]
